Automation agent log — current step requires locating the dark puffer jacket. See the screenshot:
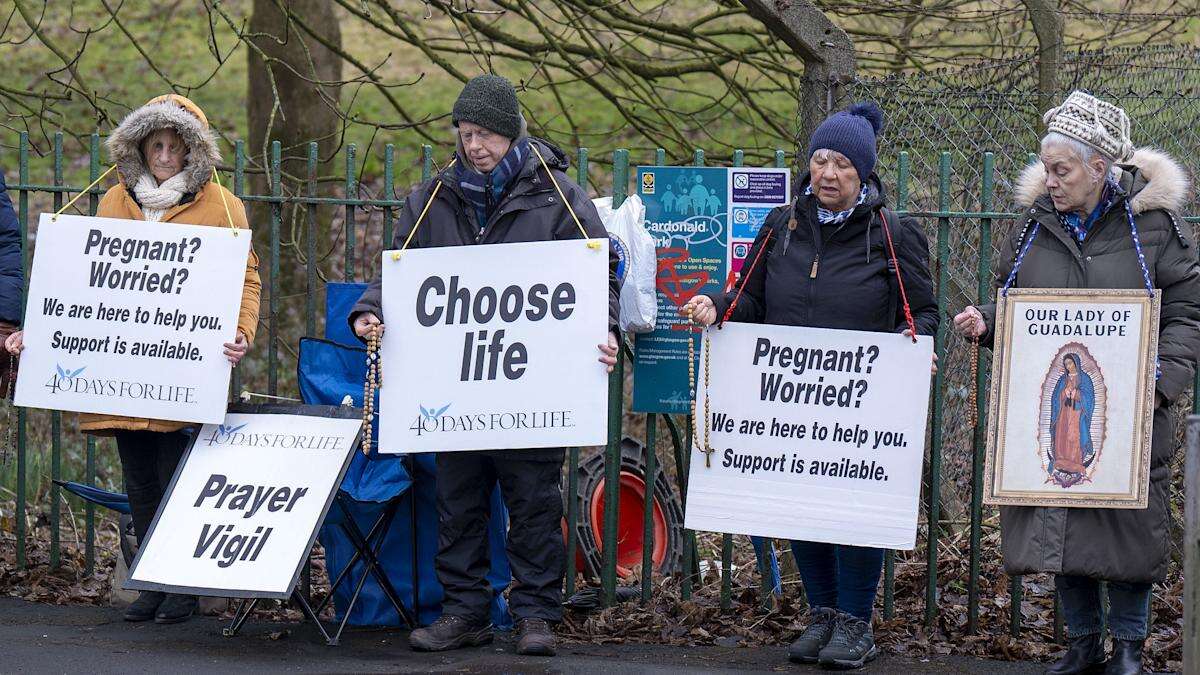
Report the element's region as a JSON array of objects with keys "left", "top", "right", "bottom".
[
  {"left": 707, "top": 172, "right": 939, "bottom": 338},
  {"left": 978, "top": 148, "right": 1200, "bottom": 584},
  {"left": 350, "top": 137, "right": 619, "bottom": 333}
]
